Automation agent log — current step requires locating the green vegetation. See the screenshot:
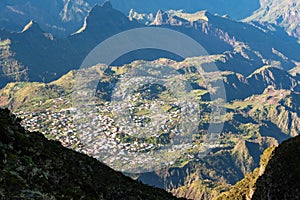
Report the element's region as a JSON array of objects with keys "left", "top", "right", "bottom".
[
  {"left": 0, "top": 39, "right": 28, "bottom": 82},
  {"left": 0, "top": 61, "right": 299, "bottom": 199},
  {"left": 252, "top": 135, "right": 300, "bottom": 200},
  {"left": 0, "top": 108, "right": 180, "bottom": 199},
  {"left": 217, "top": 135, "right": 300, "bottom": 200},
  {"left": 216, "top": 146, "right": 275, "bottom": 200}
]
